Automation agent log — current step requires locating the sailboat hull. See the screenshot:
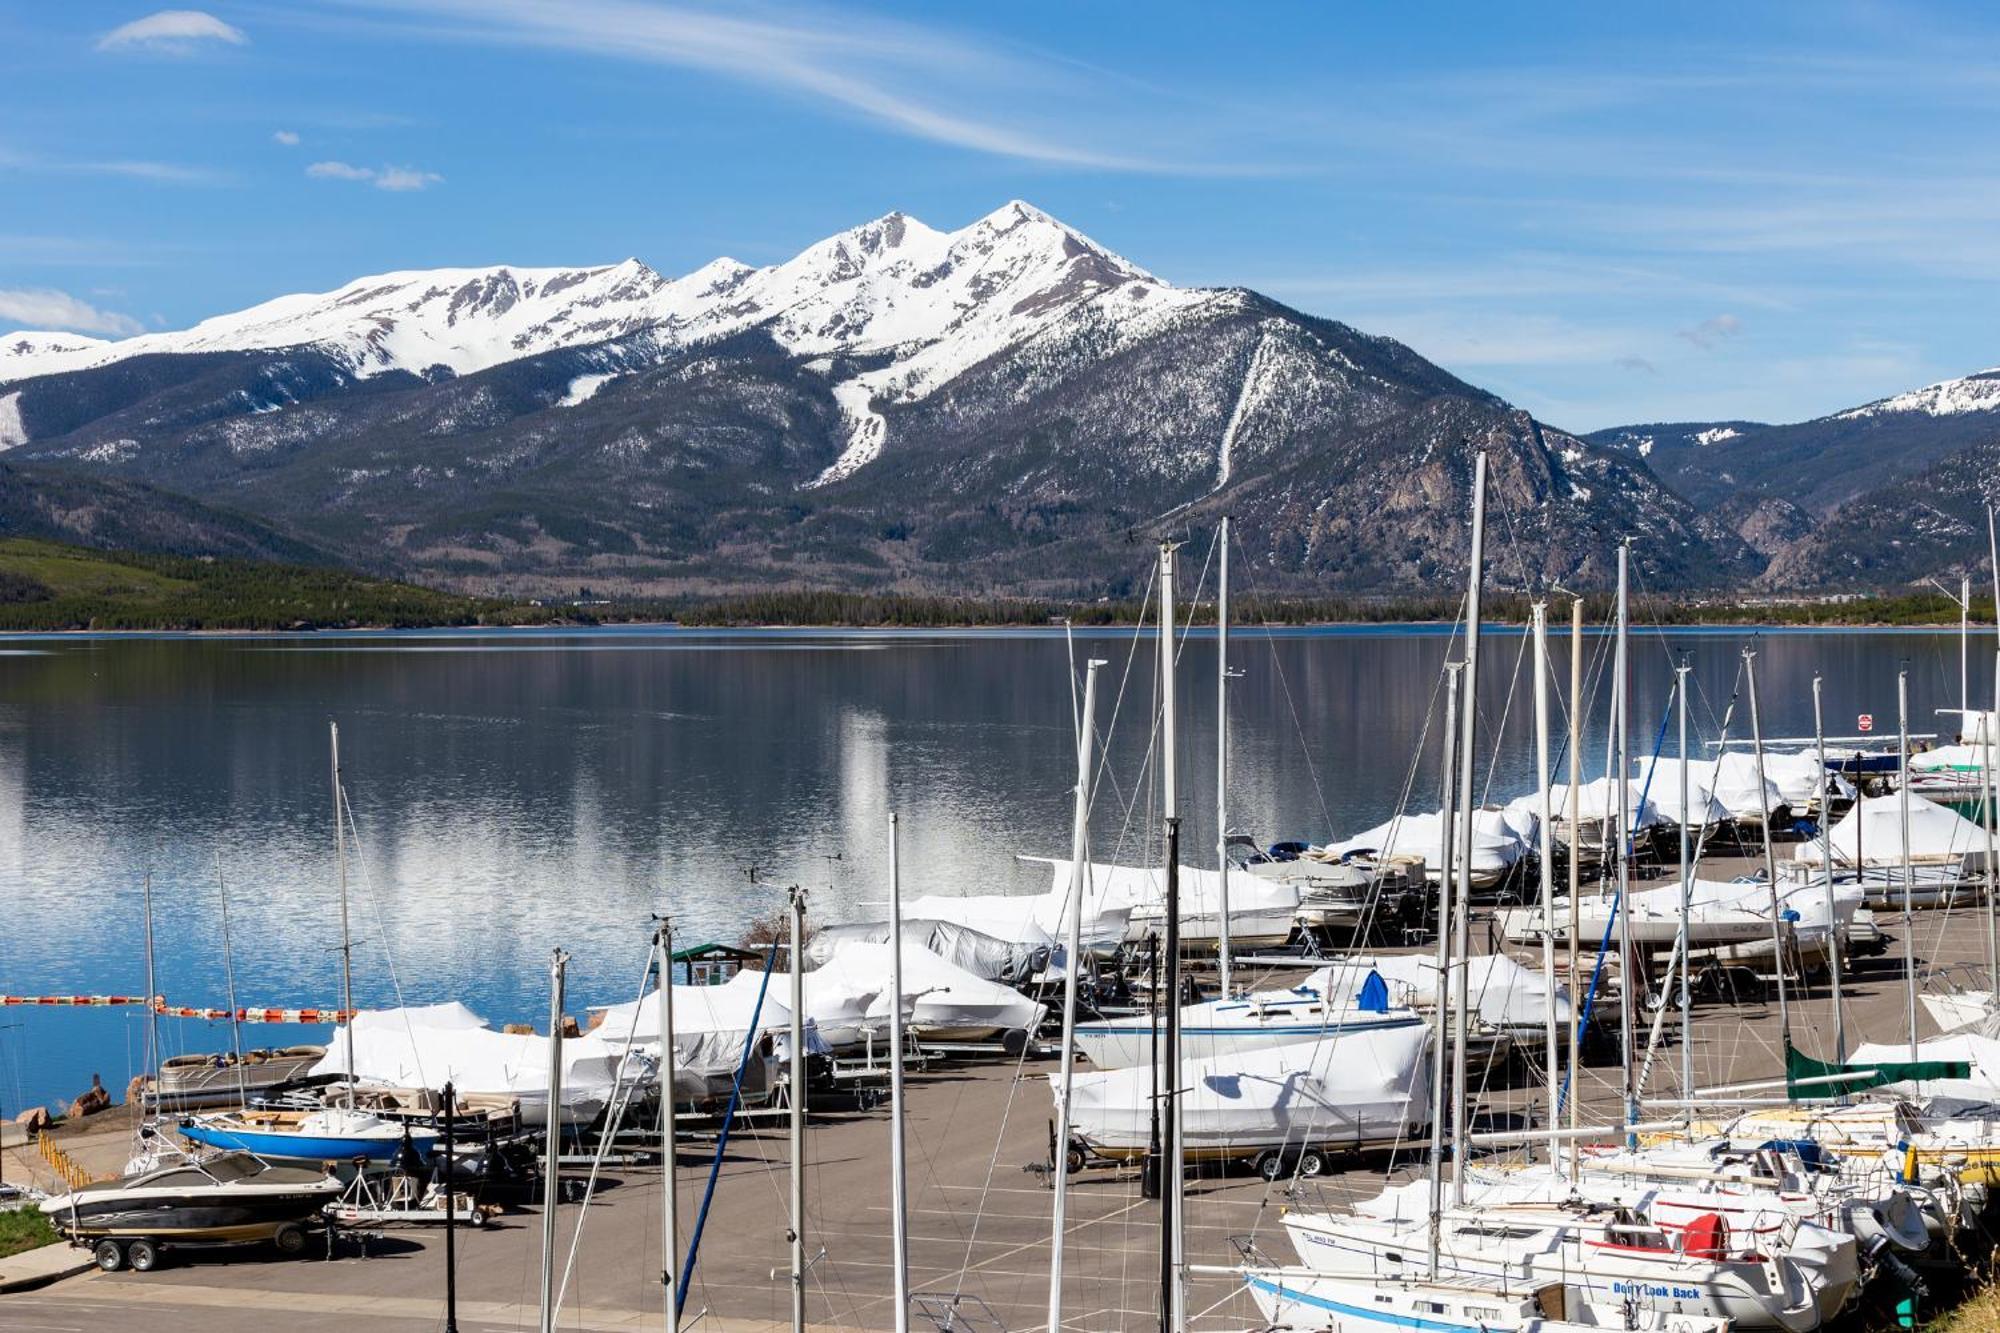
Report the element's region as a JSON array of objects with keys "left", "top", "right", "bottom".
[{"left": 1283, "top": 1212, "right": 1854, "bottom": 1332}]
